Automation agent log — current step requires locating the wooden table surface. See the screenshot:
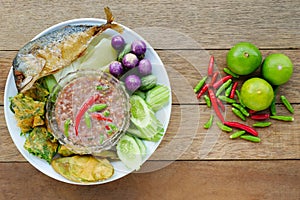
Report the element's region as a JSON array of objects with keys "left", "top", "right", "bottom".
[{"left": 1, "top": 1, "right": 299, "bottom": 199}]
